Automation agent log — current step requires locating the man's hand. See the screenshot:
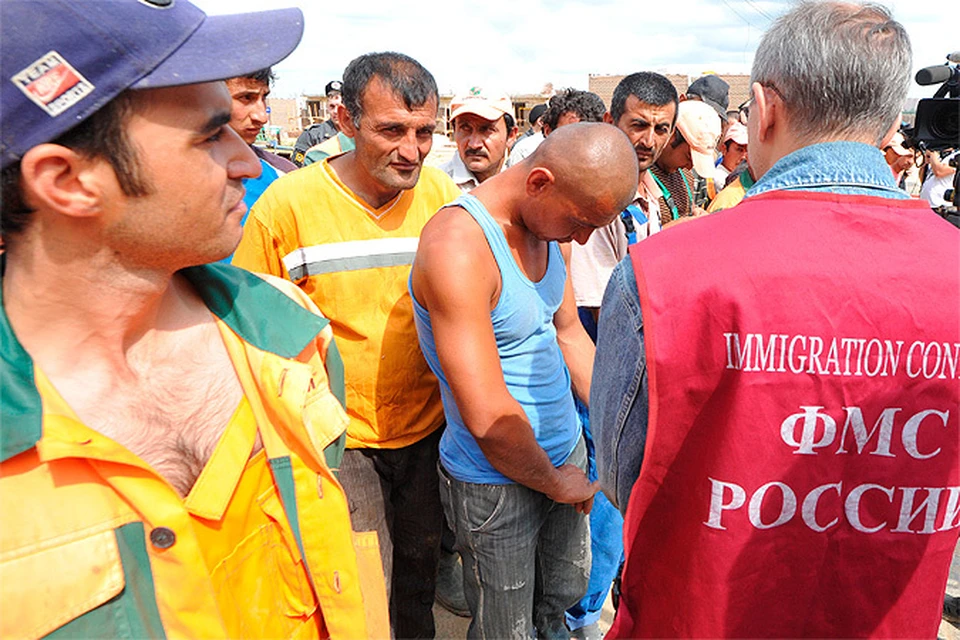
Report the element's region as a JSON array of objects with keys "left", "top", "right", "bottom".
[{"left": 545, "top": 464, "right": 599, "bottom": 514}]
